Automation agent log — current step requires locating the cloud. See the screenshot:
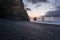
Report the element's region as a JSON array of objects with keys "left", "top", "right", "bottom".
[
  {"left": 45, "top": 9, "right": 60, "bottom": 17},
  {"left": 27, "top": 0, "right": 48, "bottom": 4},
  {"left": 25, "top": 8, "right": 31, "bottom": 11},
  {"left": 44, "top": 0, "right": 60, "bottom": 17},
  {"left": 35, "top": 4, "right": 42, "bottom": 8},
  {"left": 24, "top": 4, "right": 28, "bottom": 7},
  {"left": 52, "top": 0, "right": 60, "bottom": 6},
  {"left": 24, "top": 4, "right": 31, "bottom": 11},
  {"left": 56, "top": 6, "right": 60, "bottom": 9}
]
